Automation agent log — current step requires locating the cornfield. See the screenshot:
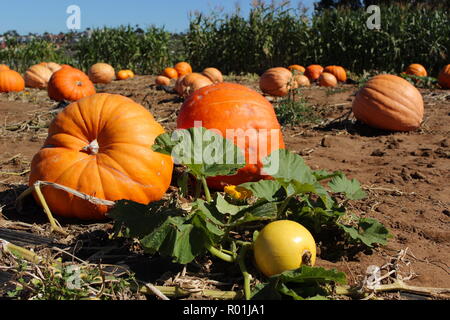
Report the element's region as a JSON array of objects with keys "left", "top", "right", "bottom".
[
  {"left": 185, "top": 3, "right": 450, "bottom": 75},
  {"left": 0, "top": 3, "right": 448, "bottom": 76}
]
